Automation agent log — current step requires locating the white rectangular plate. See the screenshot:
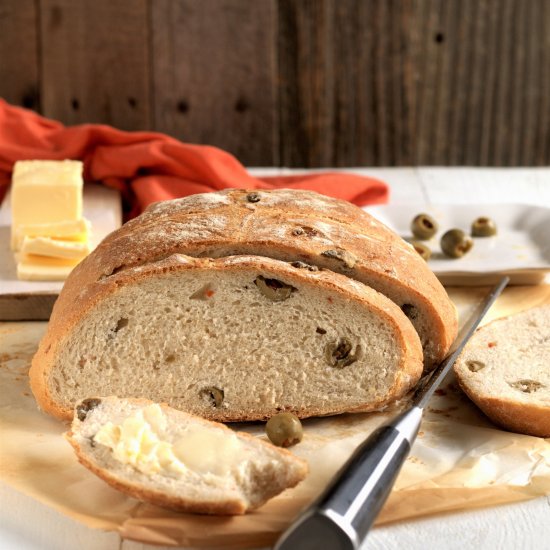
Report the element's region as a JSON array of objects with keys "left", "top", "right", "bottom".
[{"left": 363, "top": 204, "right": 550, "bottom": 285}]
